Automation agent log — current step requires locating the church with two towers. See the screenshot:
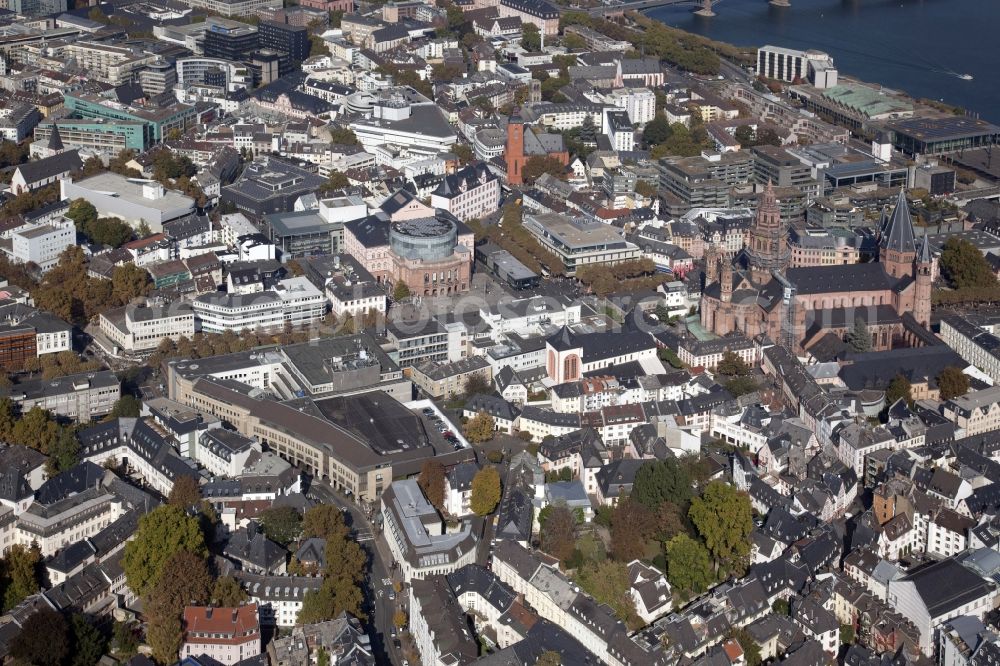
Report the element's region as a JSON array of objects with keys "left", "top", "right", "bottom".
[{"left": 700, "top": 184, "right": 933, "bottom": 354}]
